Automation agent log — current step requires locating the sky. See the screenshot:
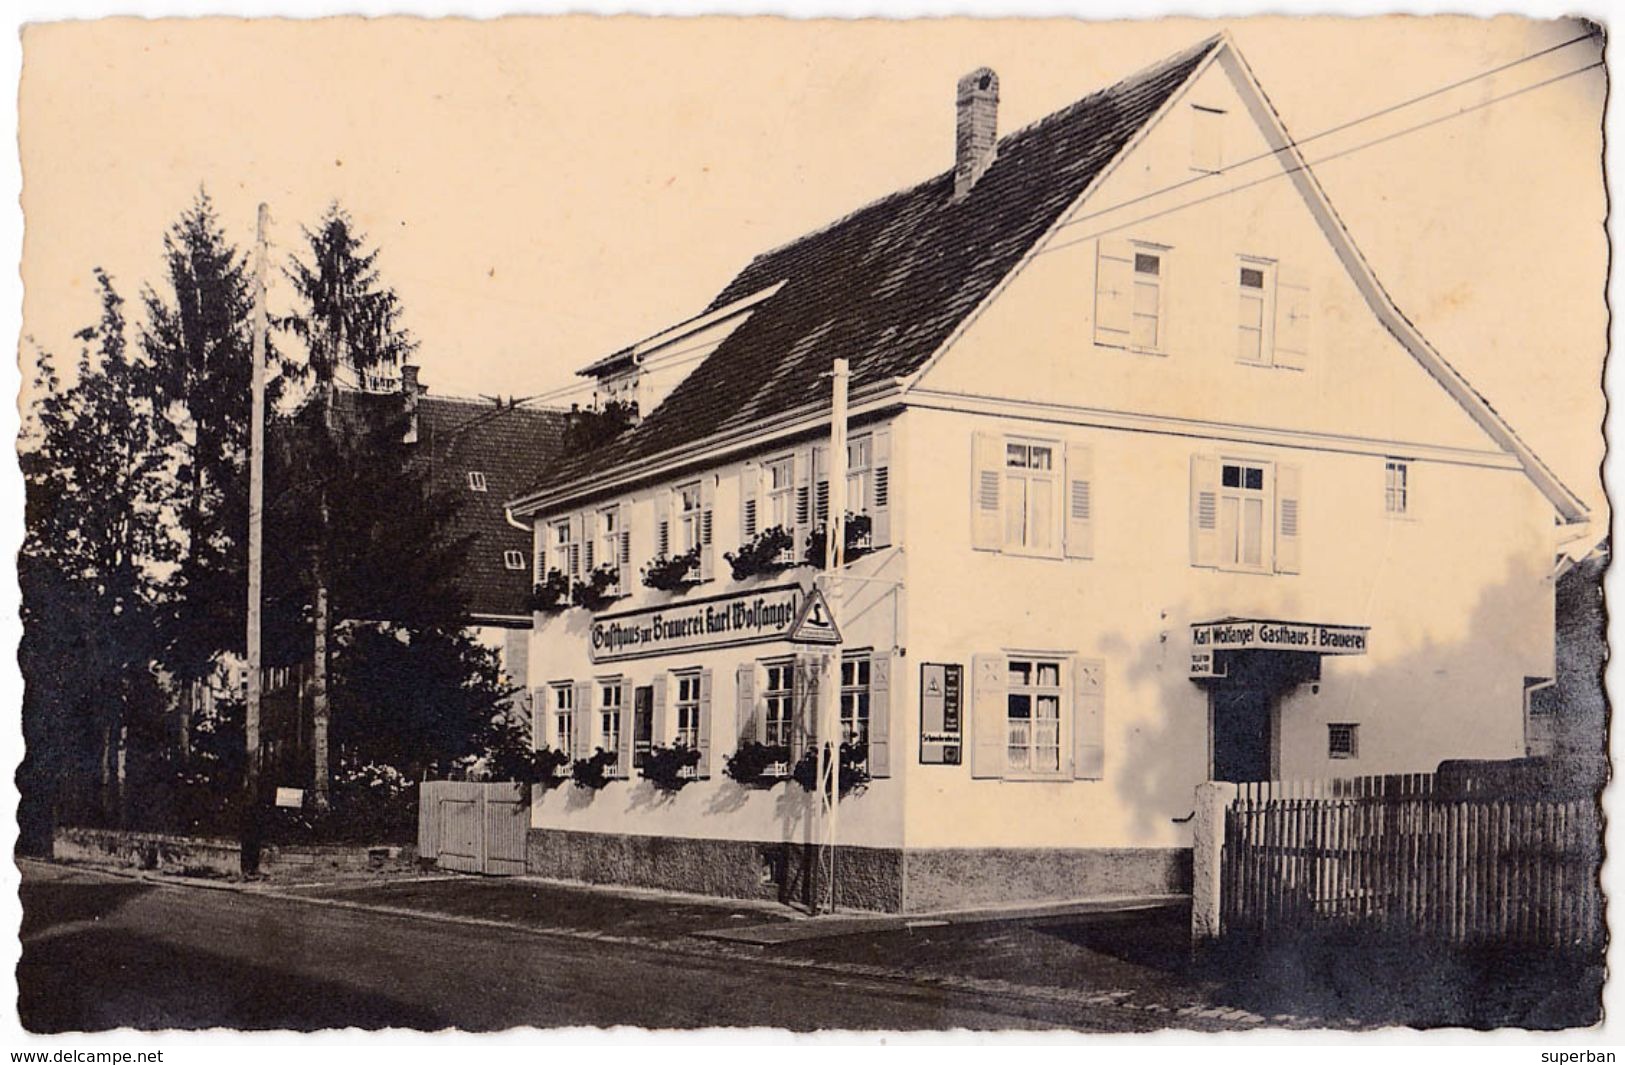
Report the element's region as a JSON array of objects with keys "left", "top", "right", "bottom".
[{"left": 17, "top": 14, "right": 1609, "bottom": 520}]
